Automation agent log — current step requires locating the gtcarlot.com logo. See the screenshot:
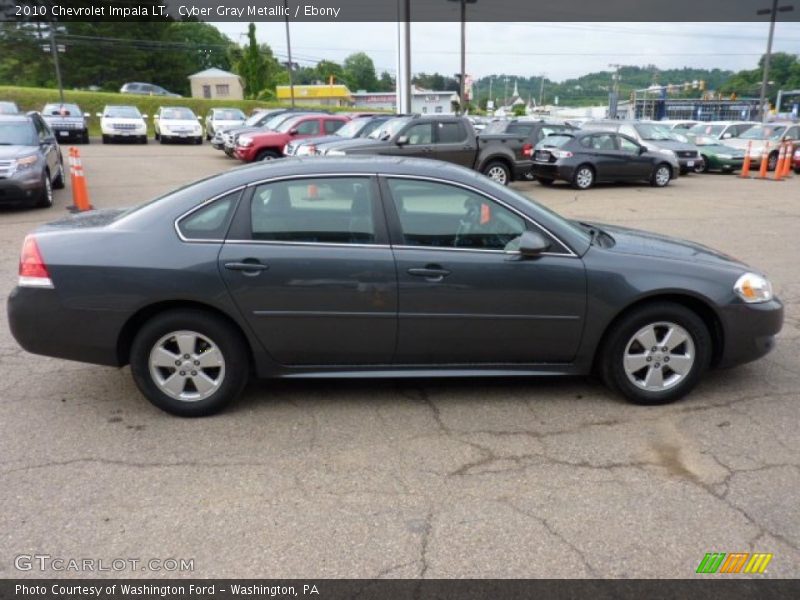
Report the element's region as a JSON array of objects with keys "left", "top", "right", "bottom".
[
  {"left": 696, "top": 552, "right": 773, "bottom": 574},
  {"left": 14, "top": 554, "right": 194, "bottom": 573}
]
